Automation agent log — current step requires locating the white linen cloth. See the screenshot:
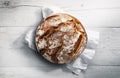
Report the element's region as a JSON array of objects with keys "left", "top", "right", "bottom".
[{"left": 25, "top": 6, "right": 99, "bottom": 75}]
